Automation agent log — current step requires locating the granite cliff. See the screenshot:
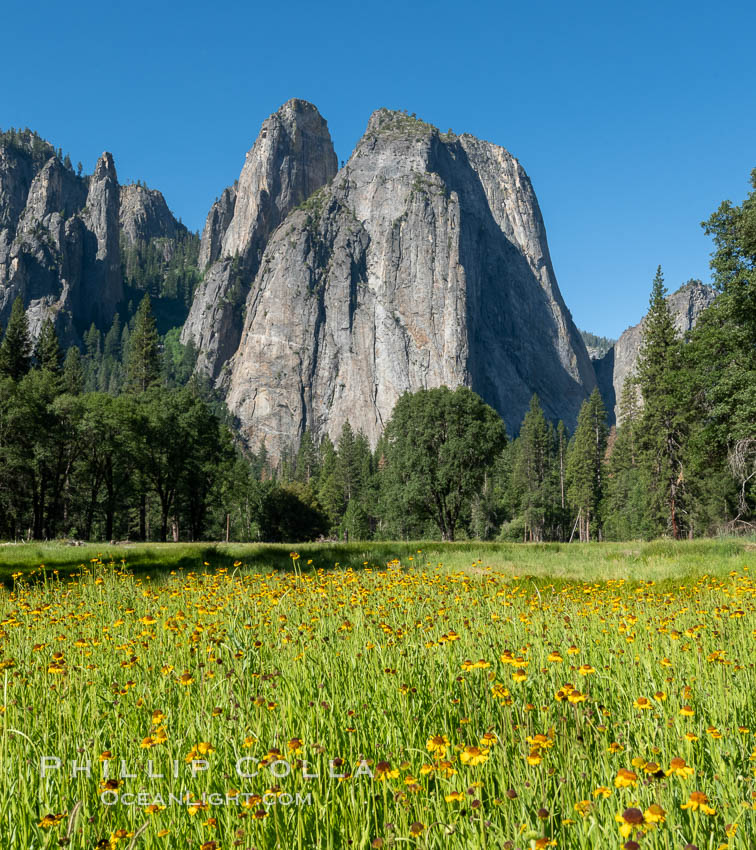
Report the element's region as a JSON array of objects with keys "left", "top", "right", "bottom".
[
  {"left": 181, "top": 99, "right": 339, "bottom": 377},
  {"left": 119, "top": 183, "right": 181, "bottom": 247},
  {"left": 0, "top": 129, "right": 190, "bottom": 342},
  {"left": 11, "top": 108, "right": 707, "bottom": 461},
  {"left": 213, "top": 107, "right": 597, "bottom": 457},
  {"left": 0, "top": 135, "right": 122, "bottom": 341}
]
